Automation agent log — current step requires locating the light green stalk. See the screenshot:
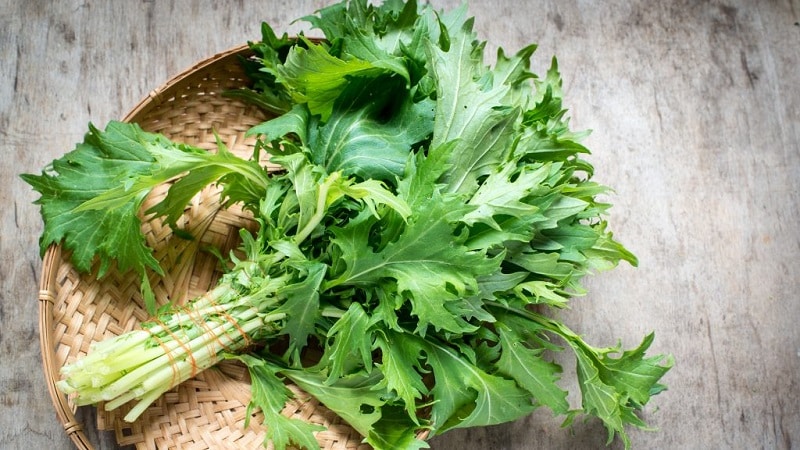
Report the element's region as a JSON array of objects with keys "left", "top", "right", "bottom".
[{"left": 57, "top": 274, "right": 287, "bottom": 422}]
